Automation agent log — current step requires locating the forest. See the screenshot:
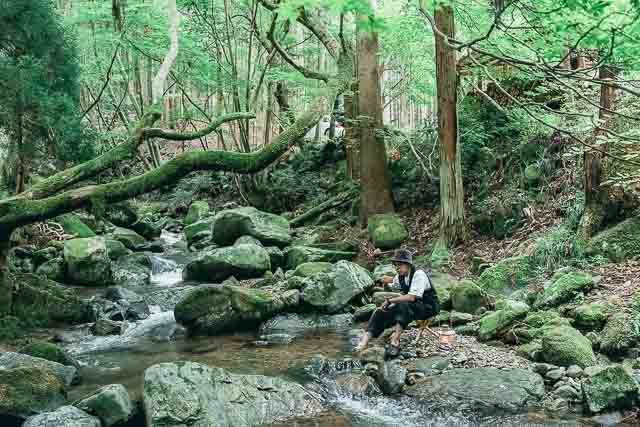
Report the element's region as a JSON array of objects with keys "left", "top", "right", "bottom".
[{"left": 1, "top": 0, "right": 640, "bottom": 426}]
